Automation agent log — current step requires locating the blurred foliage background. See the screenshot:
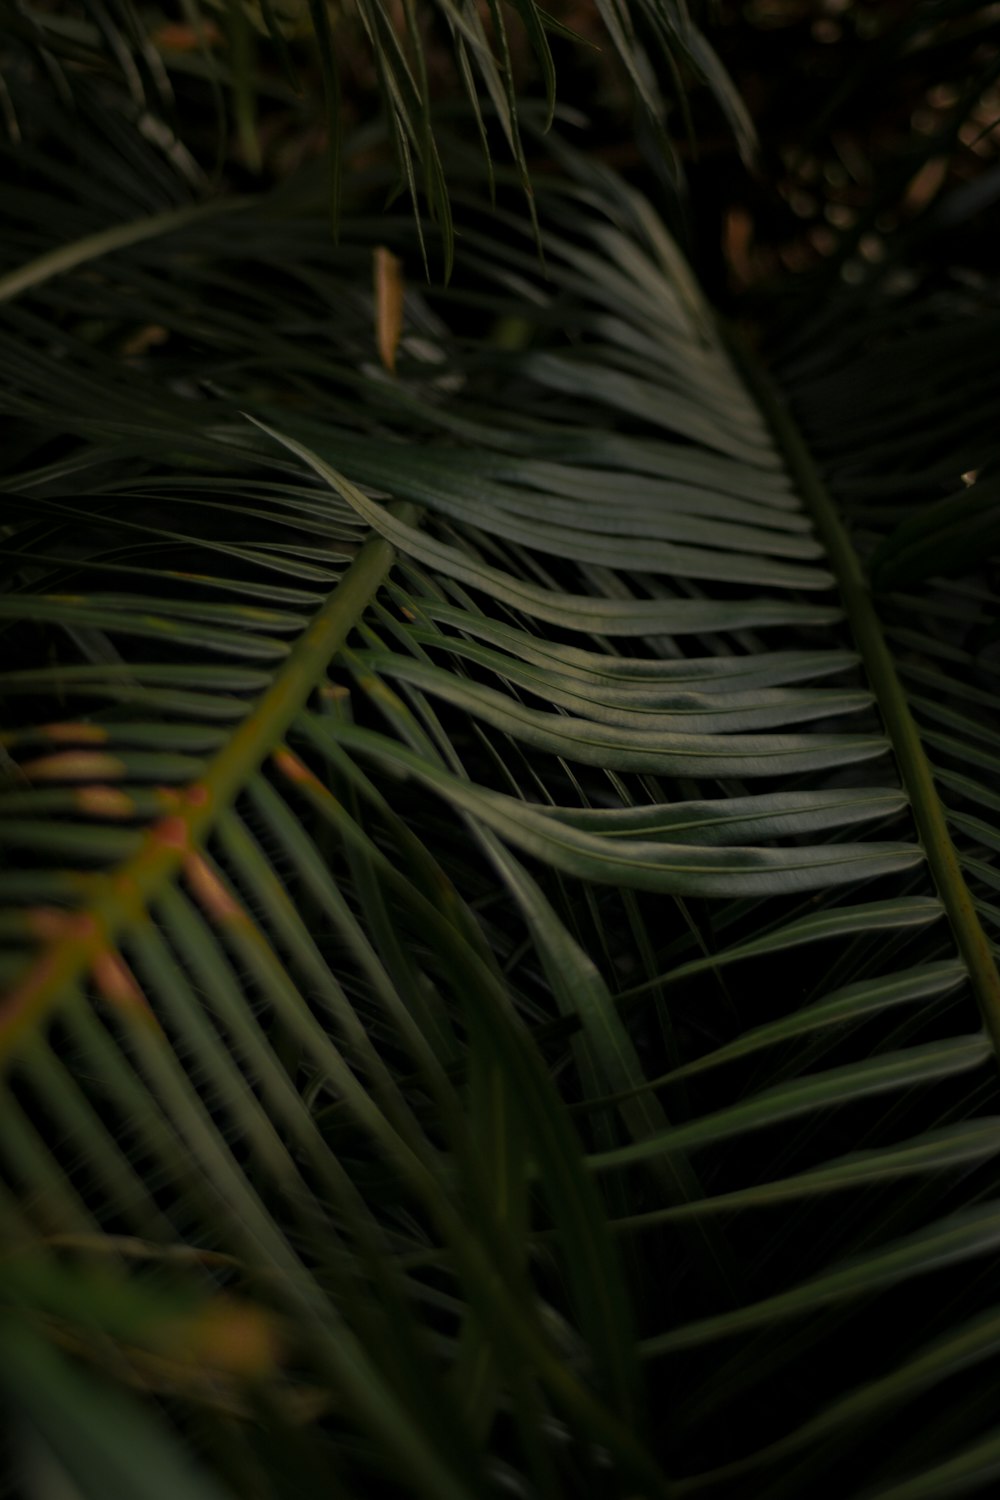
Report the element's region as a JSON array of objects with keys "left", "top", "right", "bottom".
[{"left": 5, "top": 2, "right": 1000, "bottom": 295}]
